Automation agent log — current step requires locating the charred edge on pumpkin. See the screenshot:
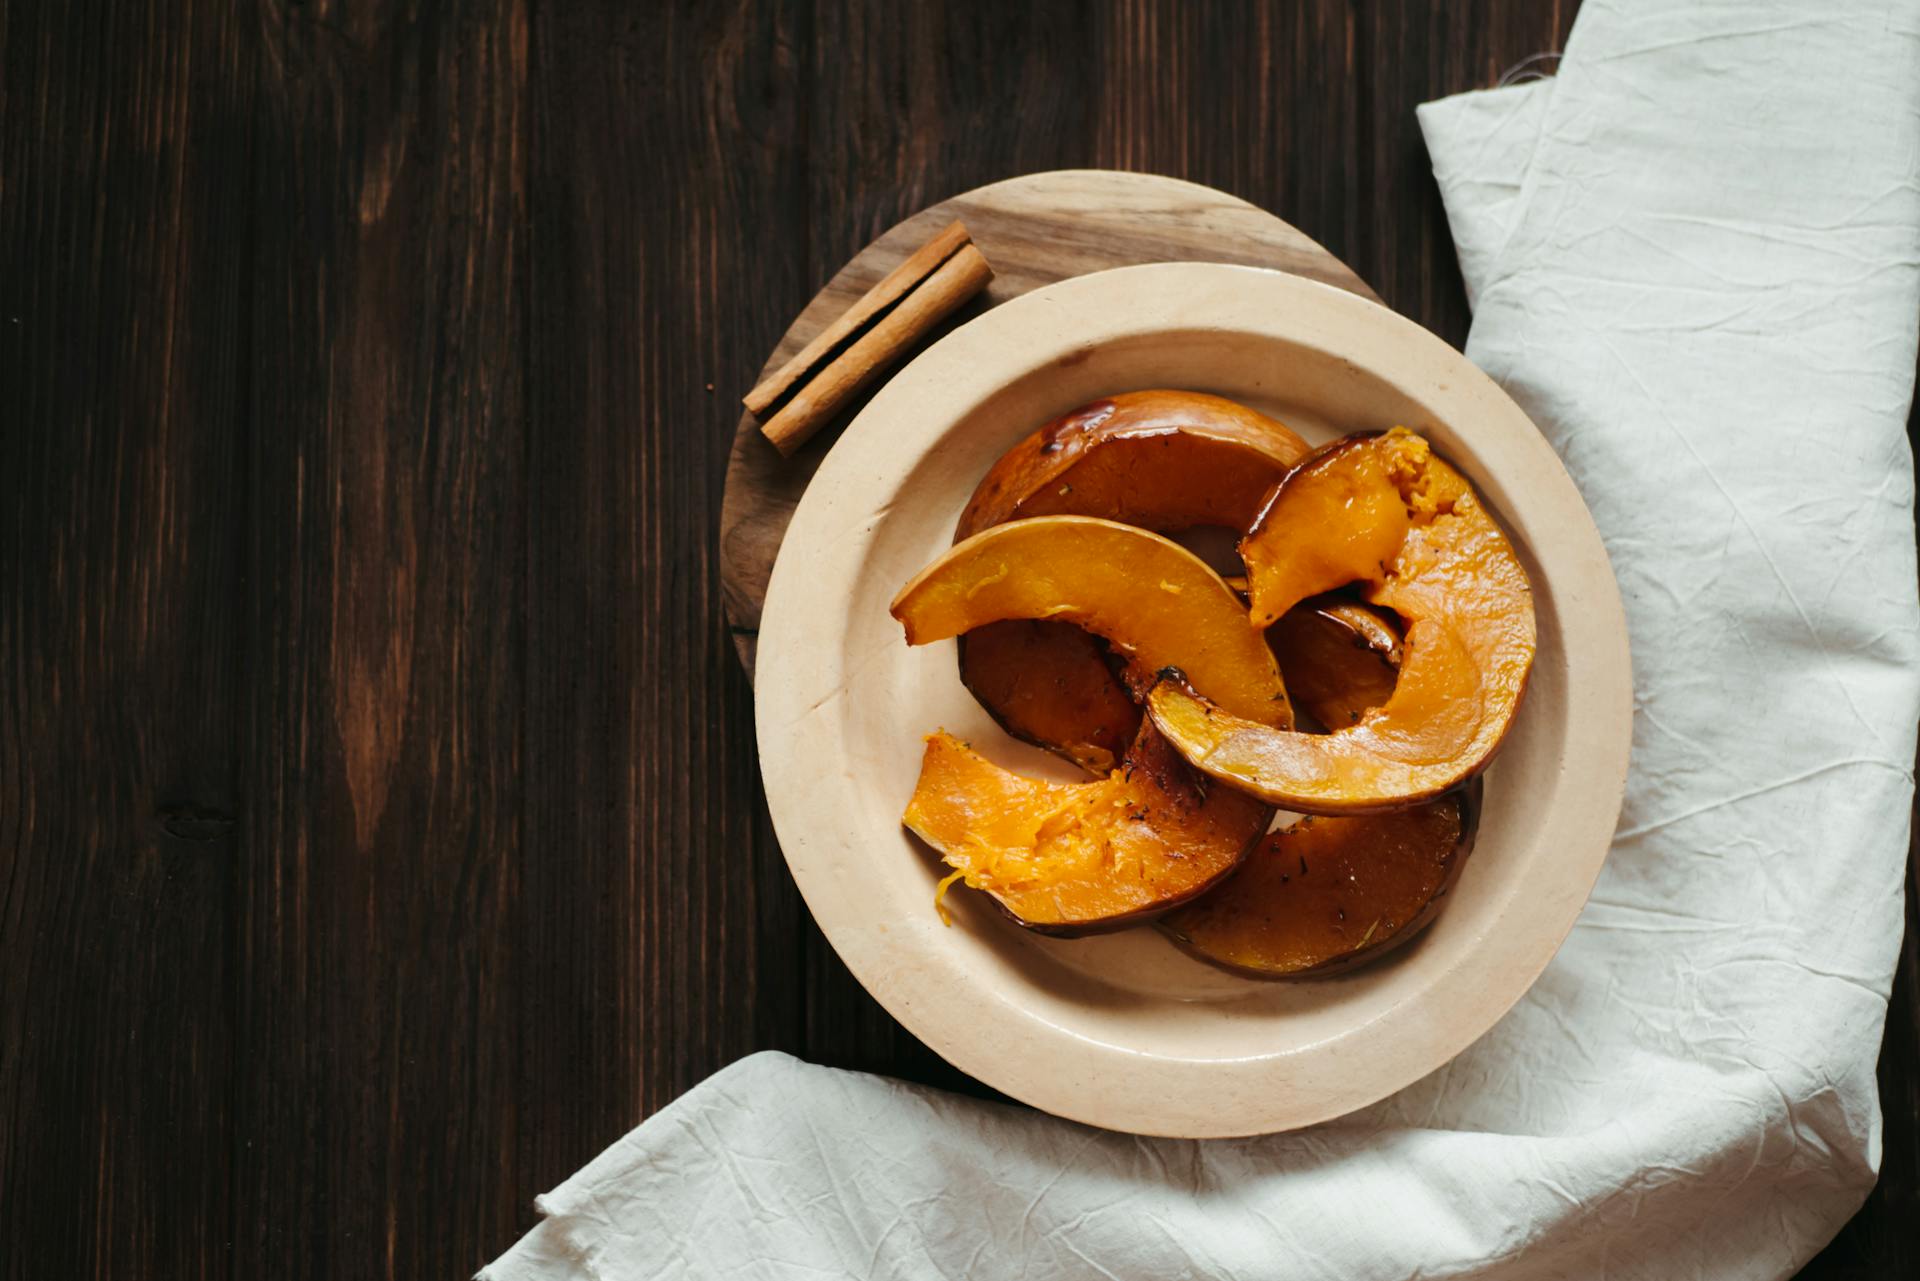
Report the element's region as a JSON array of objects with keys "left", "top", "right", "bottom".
[{"left": 1008, "top": 849, "right": 1251, "bottom": 939}]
